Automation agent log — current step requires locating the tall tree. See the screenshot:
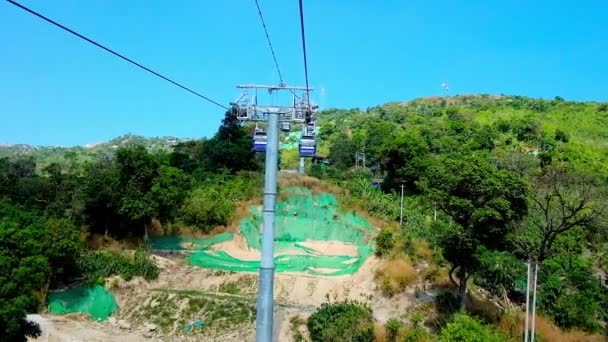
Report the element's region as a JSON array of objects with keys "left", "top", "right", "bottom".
[
  {"left": 115, "top": 145, "right": 160, "bottom": 240},
  {"left": 422, "top": 153, "right": 528, "bottom": 310},
  {"left": 203, "top": 108, "right": 259, "bottom": 173},
  {"left": 515, "top": 163, "right": 606, "bottom": 262},
  {"left": 381, "top": 131, "right": 430, "bottom": 192}
]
